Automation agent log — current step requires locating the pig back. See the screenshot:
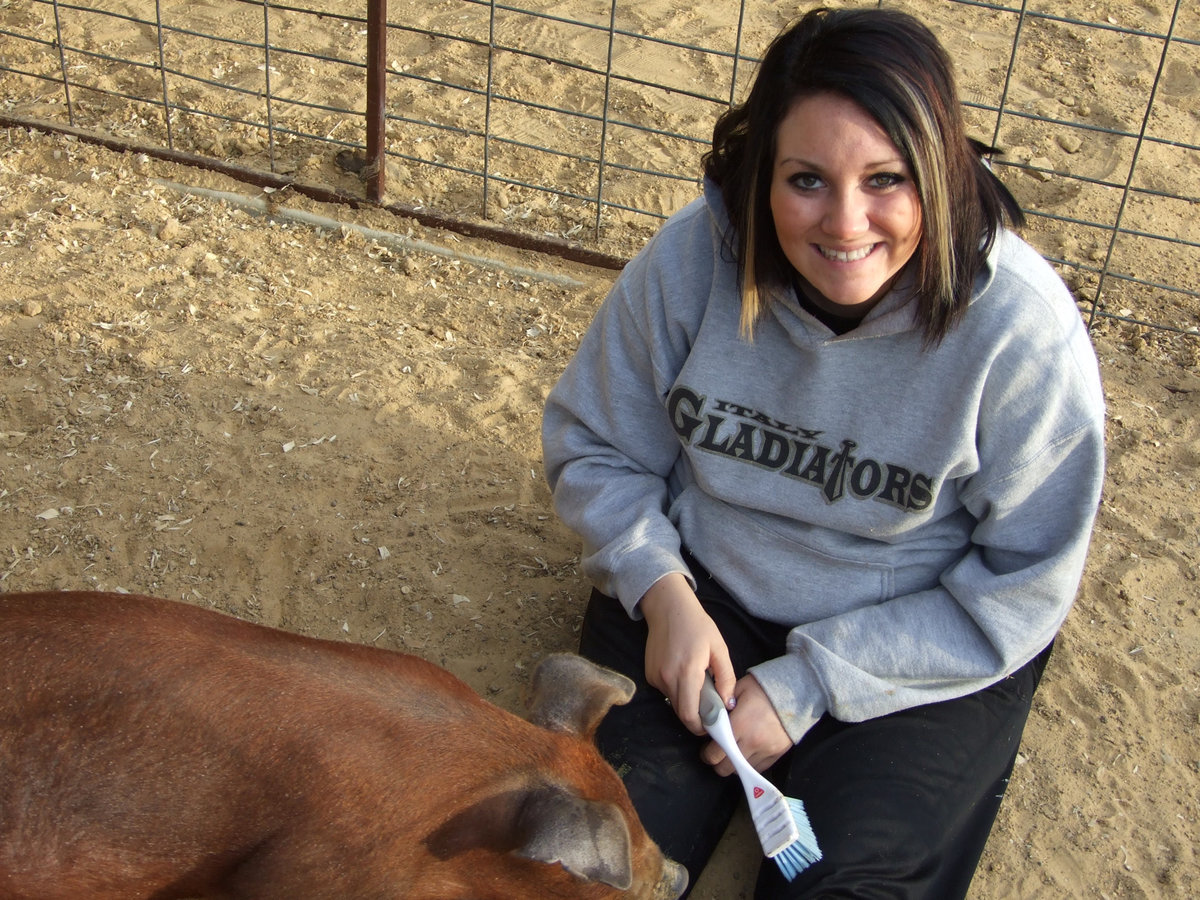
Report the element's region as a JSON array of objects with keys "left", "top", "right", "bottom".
[{"left": 0, "top": 591, "right": 686, "bottom": 900}]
